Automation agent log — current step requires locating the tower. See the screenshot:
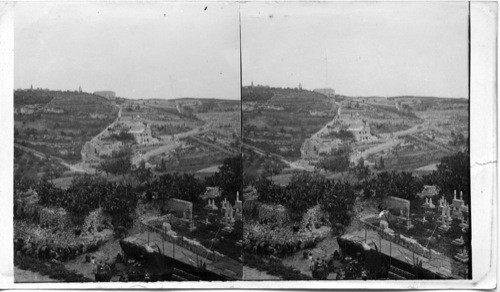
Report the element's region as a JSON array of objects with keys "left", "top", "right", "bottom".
[
  {"left": 30, "top": 84, "right": 33, "bottom": 90},
  {"left": 299, "top": 83, "right": 302, "bottom": 90},
  {"left": 78, "top": 86, "right": 82, "bottom": 93}
]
